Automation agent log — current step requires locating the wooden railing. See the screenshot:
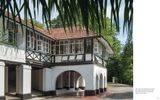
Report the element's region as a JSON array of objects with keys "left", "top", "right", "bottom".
[
  {"left": 26, "top": 49, "right": 107, "bottom": 67},
  {"left": 26, "top": 49, "right": 54, "bottom": 64},
  {"left": 94, "top": 54, "right": 107, "bottom": 67}
]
